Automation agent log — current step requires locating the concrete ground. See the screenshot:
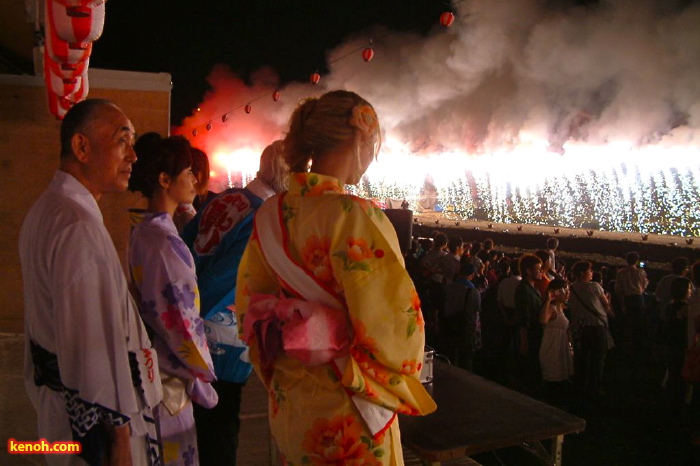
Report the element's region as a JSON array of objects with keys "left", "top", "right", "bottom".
[
  {"left": 0, "top": 332, "right": 273, "bottom": 466},
  {"left": 0, "top": 333, "right": 472, "bottom": 465}
]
